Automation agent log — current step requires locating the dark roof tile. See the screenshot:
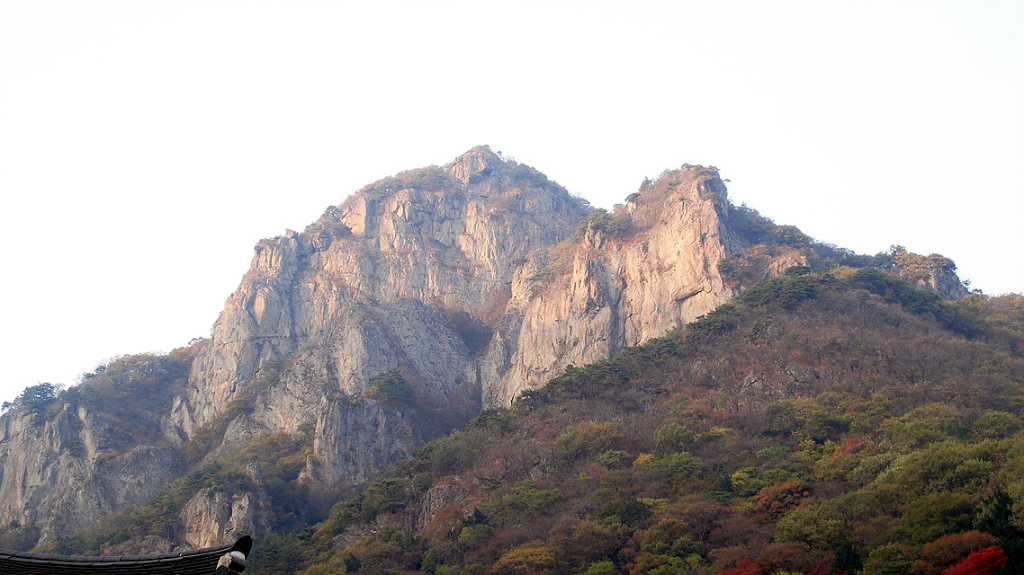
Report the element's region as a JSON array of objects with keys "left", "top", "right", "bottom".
[{"left": 0, "top": 536, "right": 251, "bottom": 575}]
